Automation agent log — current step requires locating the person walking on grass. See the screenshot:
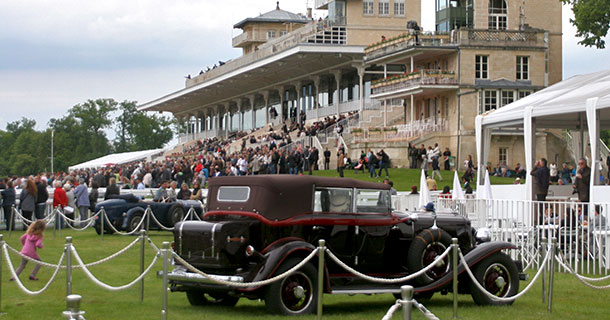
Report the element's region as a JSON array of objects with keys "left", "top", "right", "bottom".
[{"left": 11, "top": 220, "right": 46, "bottom": 281}]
